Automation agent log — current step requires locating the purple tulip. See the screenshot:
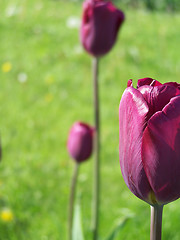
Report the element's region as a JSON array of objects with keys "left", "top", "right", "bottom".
[
  {"left": 80, "top": 0, "right": 125, "bottom": 57},
  {"left": 119, "top": 78, "right": 180, "bottom": 205},
  {"left": 67, "top": 122, "right": 94, "bottom": 163}
]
